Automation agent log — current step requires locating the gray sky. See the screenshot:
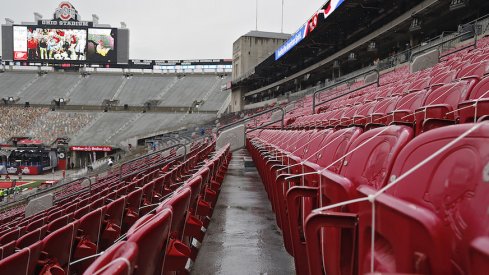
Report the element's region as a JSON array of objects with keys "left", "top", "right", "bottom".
[{"left": 0, "top": 0, "right": 325, "bottom": 60}]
